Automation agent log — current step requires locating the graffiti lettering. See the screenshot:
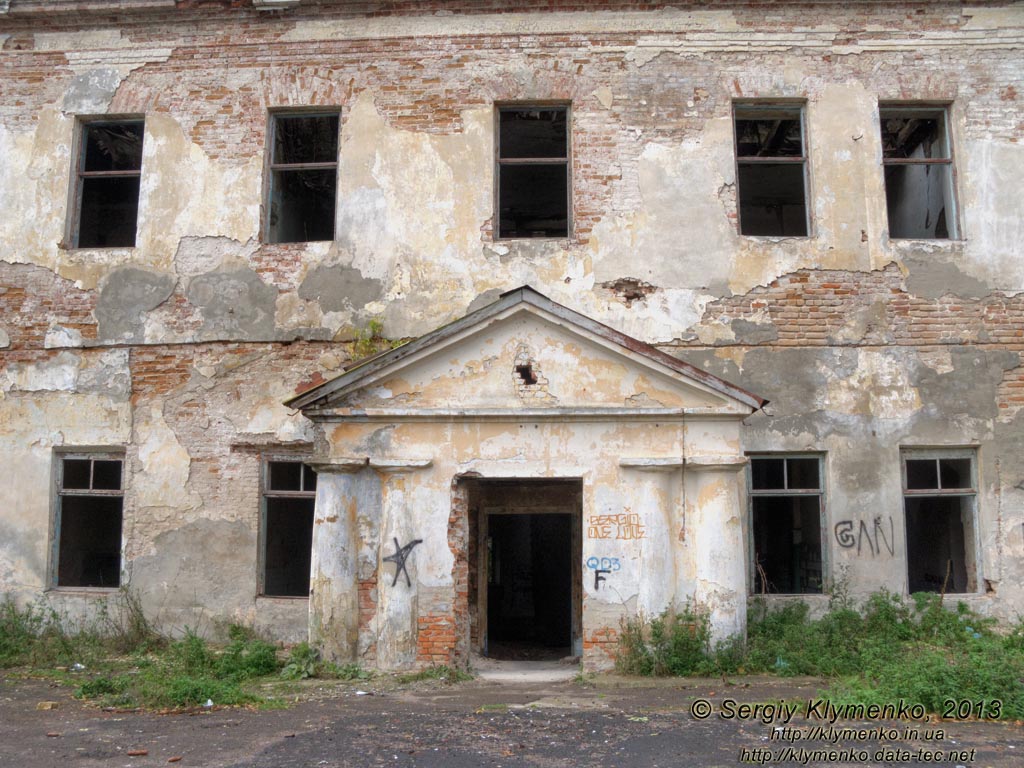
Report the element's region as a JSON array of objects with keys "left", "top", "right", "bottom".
[
  {"left": 587, "top": 513, "right": 646, "bottom": 540},
  {"left": 594, "top": 569, "right": 610, "bottom": 590},
  {"left": 585, "top": 556, "right": 621, "bottom": 572},
  {"left": 833, "top": 516, "right": 895, "bottom": 557},
  {"left": 383, "top": 536, "right": 423, "bottom": 587}
]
